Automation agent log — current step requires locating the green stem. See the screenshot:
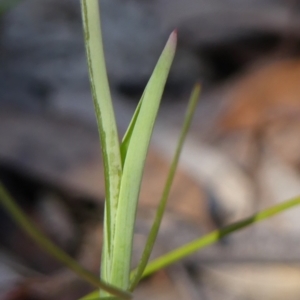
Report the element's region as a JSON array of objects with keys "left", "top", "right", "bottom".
[
  {"left": 81, "top": 0, "right": 122, "bottom": 289},
  {"left": 142, "top": 196, "right": 300, "bottom": 277}
]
